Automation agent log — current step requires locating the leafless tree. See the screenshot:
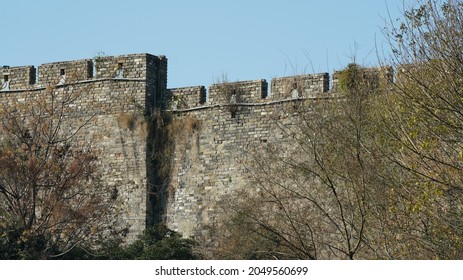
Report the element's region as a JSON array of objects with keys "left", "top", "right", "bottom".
[
  {"left": 0, "top": 84, "right": 115, "bottom": 258},
  {"left": 216, "top": 65, "right": 386, "bottom": 259},
  {"left": 377, "top": 0, "right": 463, "bottom": 259}
]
